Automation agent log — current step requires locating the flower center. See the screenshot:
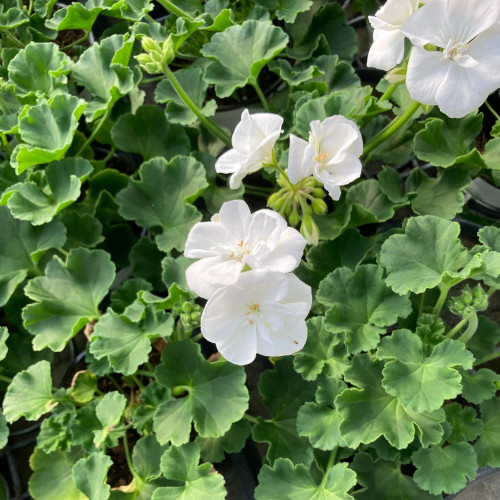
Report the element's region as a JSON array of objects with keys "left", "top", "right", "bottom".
[
  {"left": 229, "top": 239, "right": 250, "bottom": 261},
  {"left": 442, "top": 40, "right": 469, "bottom": 61},
  {"left": 315, "top": 151, "right": 328, "bottom": 166},
  {"left": 245, "top": 303, "right": 260, "bottom": 325}
]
